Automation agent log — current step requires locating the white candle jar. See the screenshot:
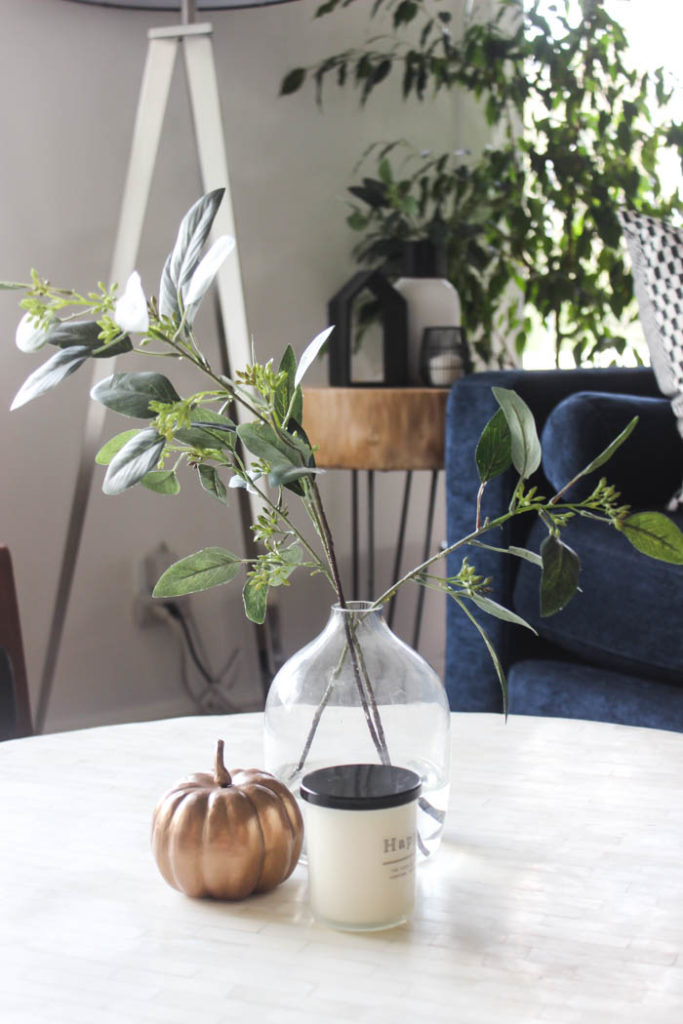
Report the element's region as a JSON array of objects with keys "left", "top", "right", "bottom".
[{"left": 301, "top": 763, "right": 421, "bottom": 932}]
